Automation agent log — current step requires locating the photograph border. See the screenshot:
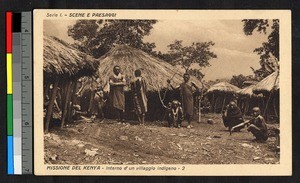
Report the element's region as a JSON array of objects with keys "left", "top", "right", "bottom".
[{"left": 34, "top": 9, "right": 292, "bottom": 176}]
